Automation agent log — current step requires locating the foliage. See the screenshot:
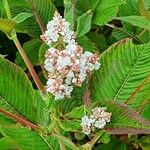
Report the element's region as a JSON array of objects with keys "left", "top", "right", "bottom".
[{"left": 0, "top": 0, "right": 150, "bottom": 149}]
